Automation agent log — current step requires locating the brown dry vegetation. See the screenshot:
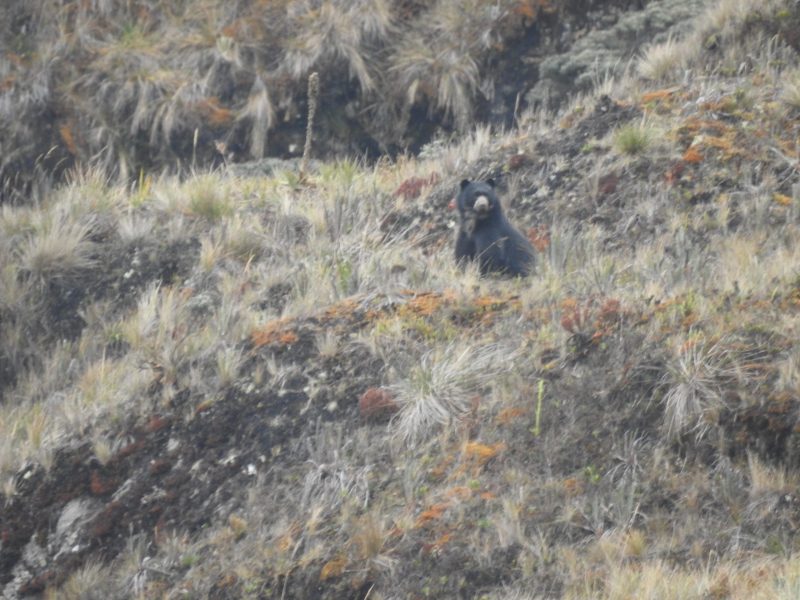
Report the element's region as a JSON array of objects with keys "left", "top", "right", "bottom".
[
  {"left": 0, "top": 0, "right": 559, "bottom": 202},
  {"left": 2, "top": 0, "right": 800, "bottom": 598}
]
